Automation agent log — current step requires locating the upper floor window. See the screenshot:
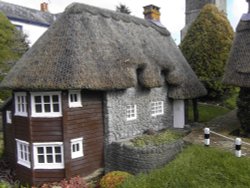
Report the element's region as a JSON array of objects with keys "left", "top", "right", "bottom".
[
  {"left": 71, "top": 137, "right": 84, "bottom": 159},
  {"left": 16, "top": 139, "right": 31, "bottom": 168},
  {"left": 31, "top": 92, "right": 62, "bottom": 117},
  {"left": 126, "top": 104, "right": 137, "bottom": 121},
  {"left": 151, "top": 101, "right": 164, "bottom": 116},
  {"left": 15, "top": 92, "right": 27, "bottom": 116},
  {"left": 33, "top": 142, "right": 64, "bottom": 169},
  {"left": 14, "top": 24, "right": 23, "bottom": 32},
  {"left": 6, "top": 111, "right": 12, "bottom": 124},
  {"left": 68, "top": 90, "right": 82, "bottom": 108}
]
